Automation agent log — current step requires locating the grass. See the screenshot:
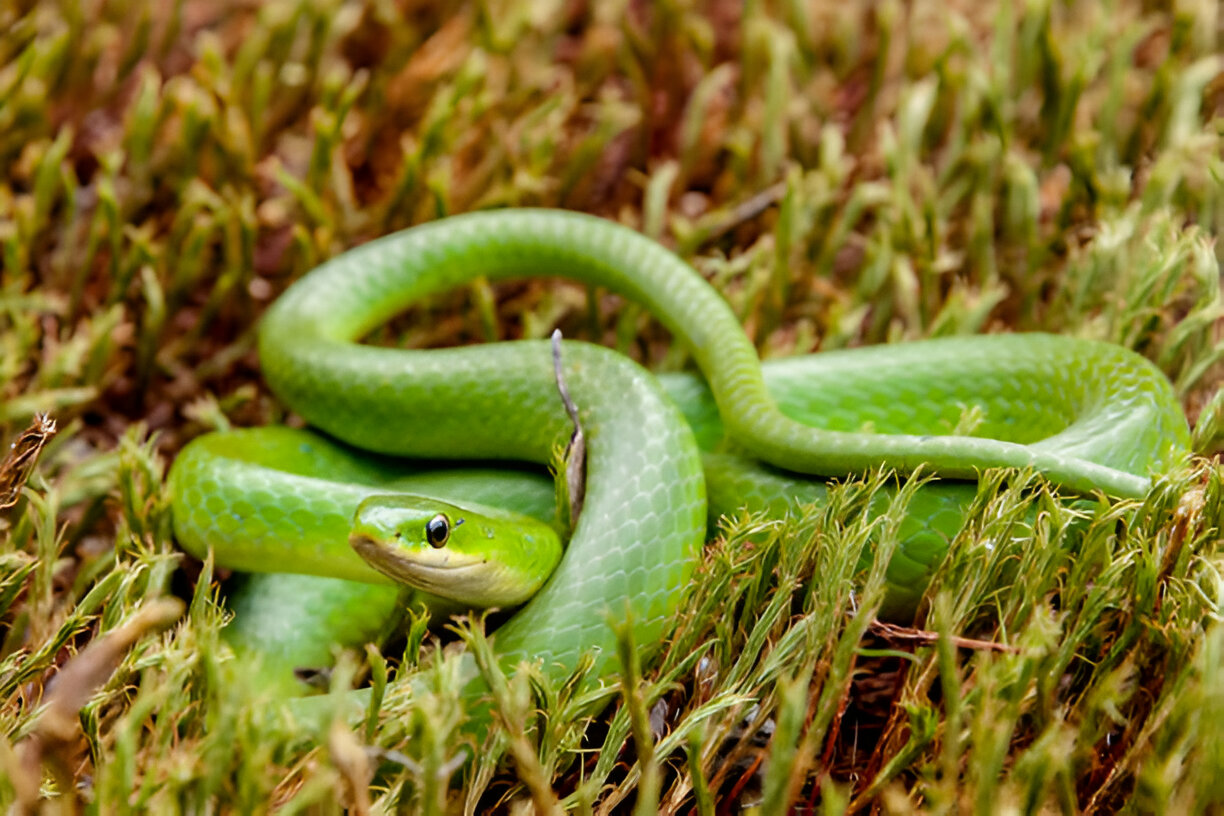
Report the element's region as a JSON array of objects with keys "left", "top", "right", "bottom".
[{"left": 1, "top": 0, "right": 1222, "bottom": 812}]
